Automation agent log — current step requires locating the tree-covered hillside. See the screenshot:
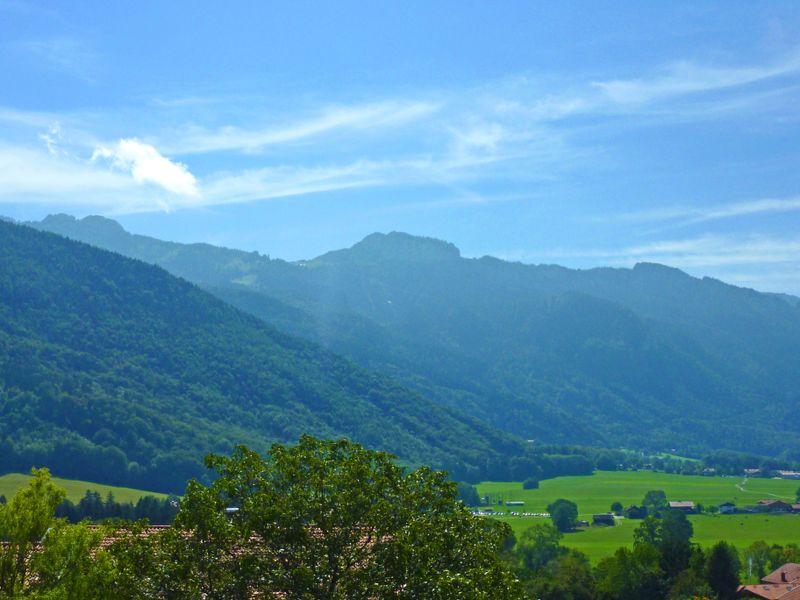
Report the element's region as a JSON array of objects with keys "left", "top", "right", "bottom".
[
  {"left": 31, "top": 215, "right": 800, "bottom": 460},
  {"left": 0, "top": 220, "right": 528, "bottom": 492}
]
